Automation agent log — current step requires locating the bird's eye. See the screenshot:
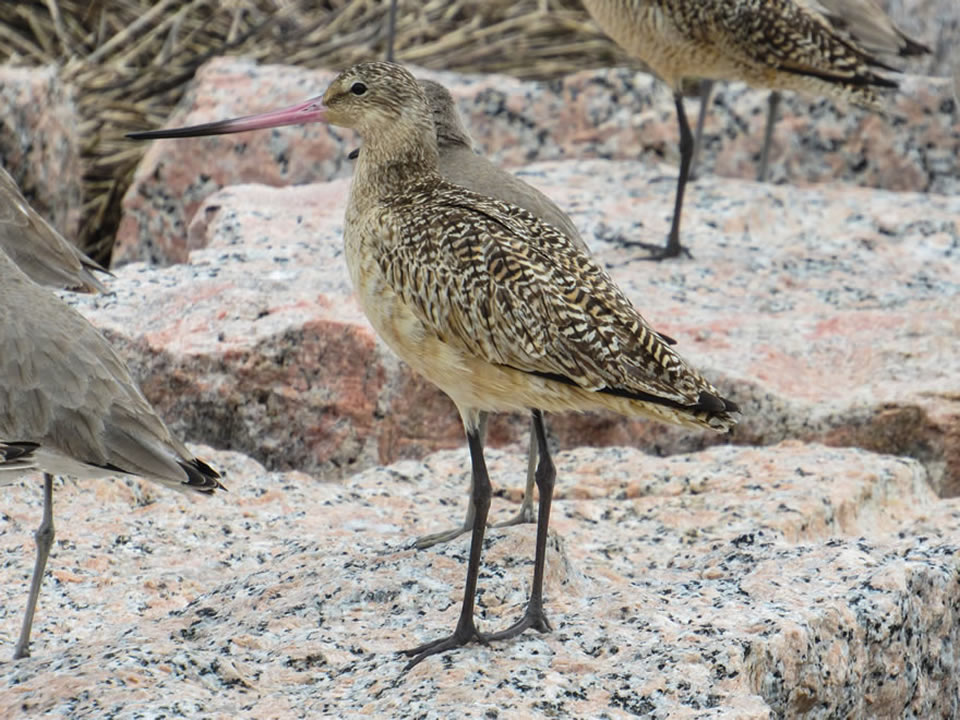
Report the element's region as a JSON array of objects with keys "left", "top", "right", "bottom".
[{"left": 350, "top": 82, "right": 367, "bottom": 96}]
